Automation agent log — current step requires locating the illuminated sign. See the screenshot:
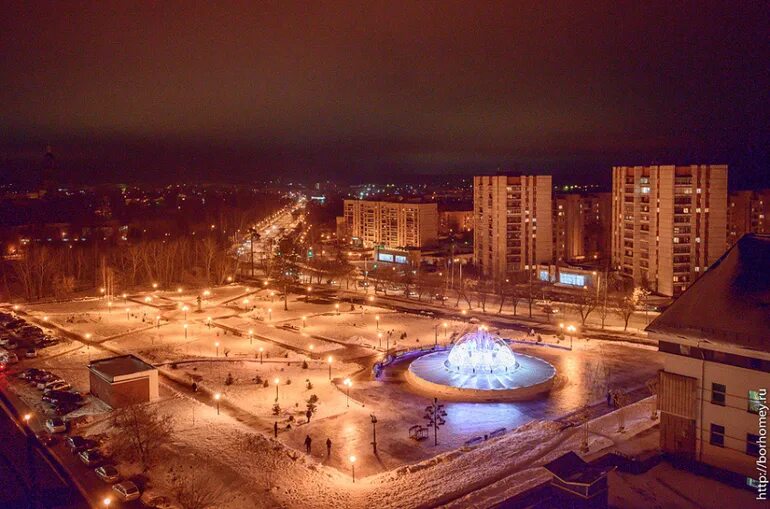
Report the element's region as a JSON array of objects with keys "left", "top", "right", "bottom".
[
  {"left": 559, "top": 273, "right": 586, "bottom": 286},
  {"left": 378, "top": 253, "right": 394, "bottom": 262}
]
